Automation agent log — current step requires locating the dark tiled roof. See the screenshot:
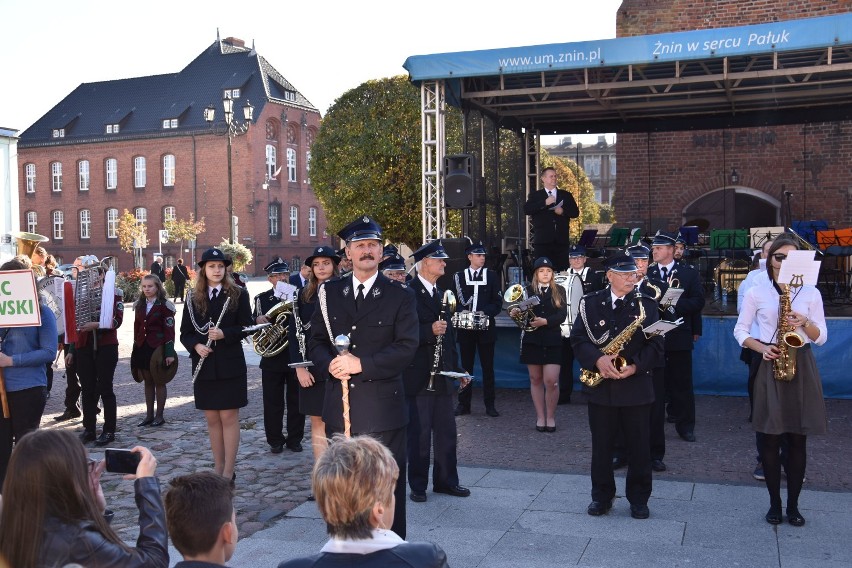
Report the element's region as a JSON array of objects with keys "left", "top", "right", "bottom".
[{"left": 20, "top": 39, "right": 318, "bottom": 148}]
